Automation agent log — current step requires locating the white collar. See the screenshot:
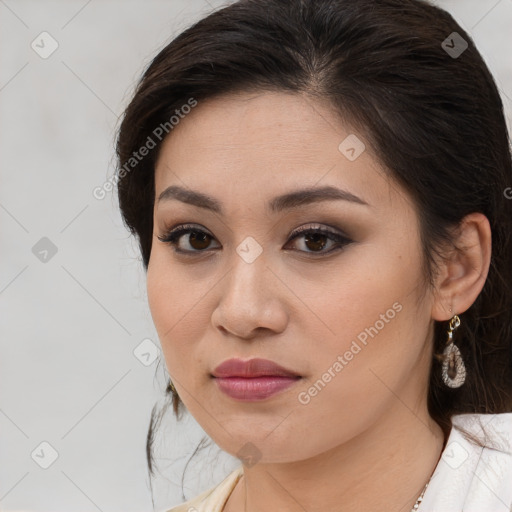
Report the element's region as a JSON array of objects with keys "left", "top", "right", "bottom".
[{"left": 419, "top": 412, "right": 512, "bottom": 512}]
